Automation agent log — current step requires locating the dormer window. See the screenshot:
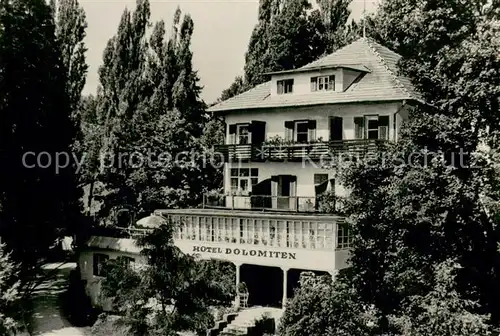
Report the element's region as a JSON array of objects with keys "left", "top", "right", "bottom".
[
  {"left": 311, "top": 75, "right": 335, "bottom": 92},
  {"left": 277, "top": 79, "right": 294, "bottom": 94}
]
